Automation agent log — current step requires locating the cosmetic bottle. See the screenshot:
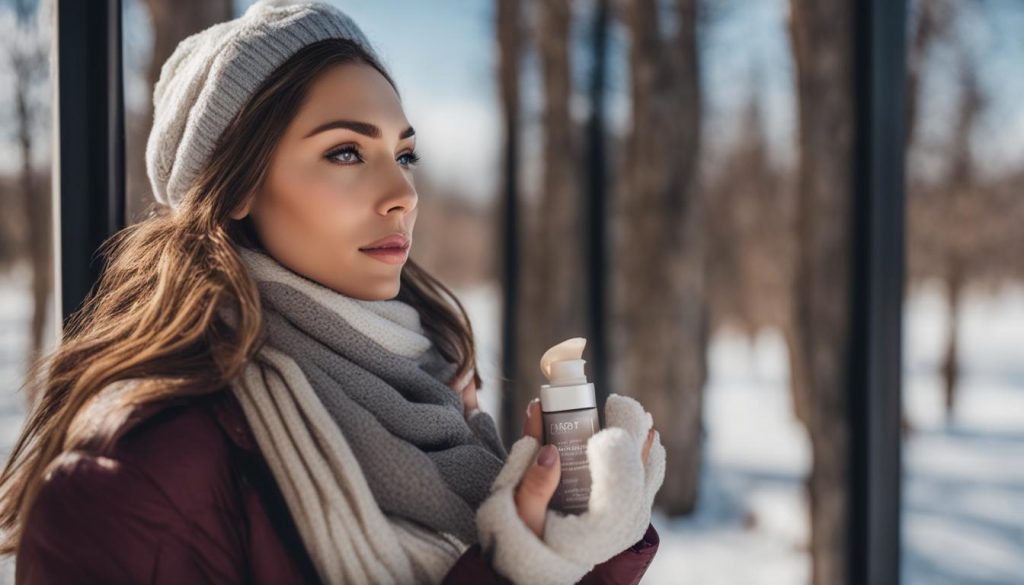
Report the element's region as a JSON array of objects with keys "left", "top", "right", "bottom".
[{"left": 539, "top": 337, "right": 601, "bottom": 515}]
